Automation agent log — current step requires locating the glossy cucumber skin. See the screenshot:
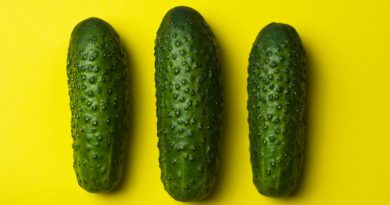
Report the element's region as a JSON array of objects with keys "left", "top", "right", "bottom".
[
  {"left": 155, "top": 6, "right": 223, "bottom": 201},
  {"left": 67, "top": 17, "right": 128, "bottom": 193},
  {"left": 247, "top": 23, "right": 306, "bottom": 197}
]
